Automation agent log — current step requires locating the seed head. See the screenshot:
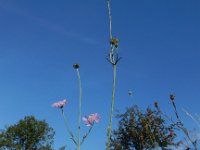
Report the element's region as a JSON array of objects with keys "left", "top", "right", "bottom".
[
  {"left": 73, "top": 63, "right": 79, "bottom": 69},
  {"left": 154, "top": 101, "right": 158, "bottom": 108},
  {"left": 169, "top": 130, "right": 175, "bottom": 136},
  {"left": 110, "top": 38, "right": 119, "bottom": 48},
  {"left": 170, "top": 94, "right": 175, "bottom": 101}
]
